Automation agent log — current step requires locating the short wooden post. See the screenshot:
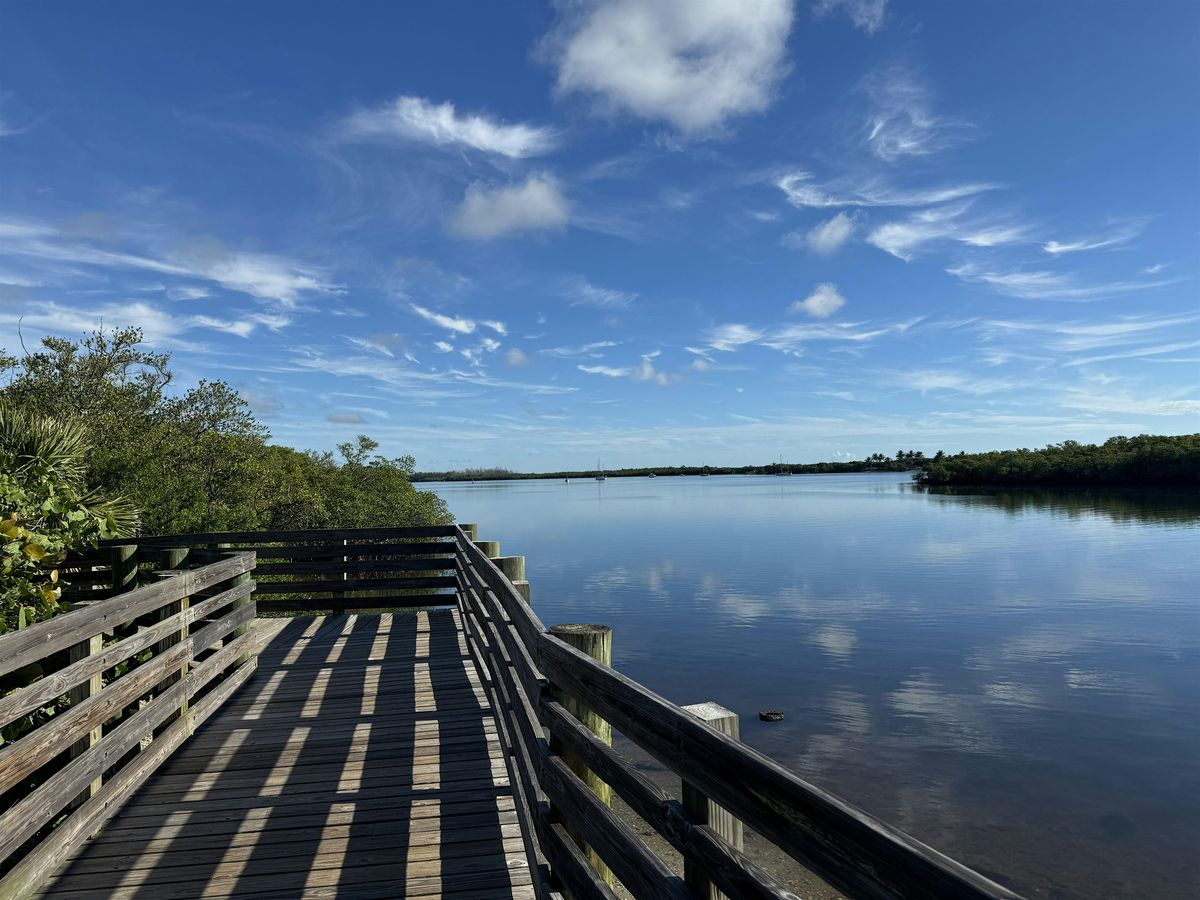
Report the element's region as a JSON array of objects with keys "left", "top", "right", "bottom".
[
  {"left": 681, "top": 702, "right": 743, "bottom": 900},
  {"left": 495, "top": 555, "right": 530, "bottom": 603},
  {"left": 219, "top": 544, "right": 255, "bottom": 667},
  {"left": 110, "top": 543, "right": 138, "bottom": 597},
  {"left": 494, "top": 555, "right": 524, "bottom": 581},
  {"left": 549, "top": 624, "right": 614, "bottom": 888},
  {"left": 460, "top": 522, "right": 479, "bottom": 541},
  {"left": 66, "top": 627, "right": 104, "bottom": 803},
  {"left": 475, "top": 539, "right": 501, "bottom": 559}
]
